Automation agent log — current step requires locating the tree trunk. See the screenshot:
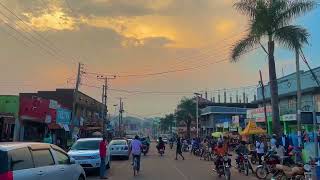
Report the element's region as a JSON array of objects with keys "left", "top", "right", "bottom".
[
  {"left": 186, "top": 120, "right": 191, "bottom": 139},
  {"left": 268, "top": 39, "right": 281, "bottom": 137}
]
